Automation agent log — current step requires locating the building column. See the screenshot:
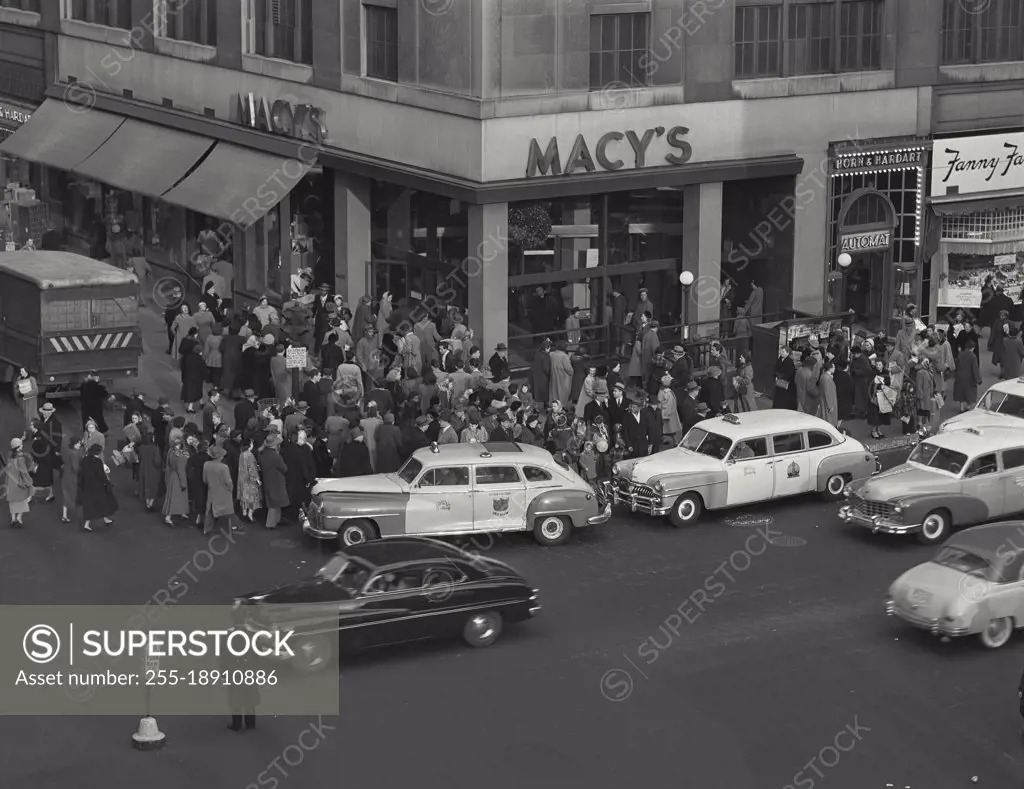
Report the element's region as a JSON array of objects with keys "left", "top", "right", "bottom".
[
  {"left": 467, "top": 202, "right": 508, "bottom": 359},
  {"left": 683, "top": 182, "right": 723, "bottom": 338},
  {"left": 334, "top": 170, "right": 372, "bottom": 306}
]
